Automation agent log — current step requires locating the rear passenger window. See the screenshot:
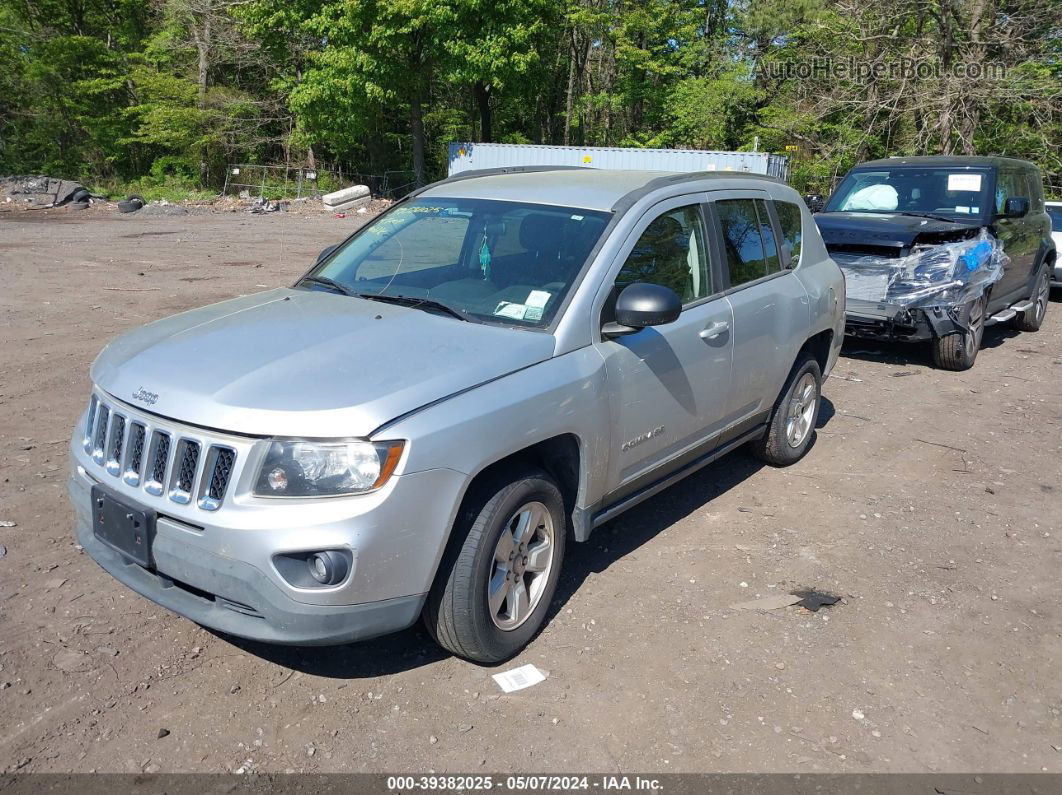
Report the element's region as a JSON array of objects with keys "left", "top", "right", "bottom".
[
  {"left": 716, "top": 199, "right": 772, "bottom": 287},
  {"left": 774, "top": 201, "right": 803, "bottom": 267},
  {"left": 756, "top": 200, "right": 781, "bottom": 274}
]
